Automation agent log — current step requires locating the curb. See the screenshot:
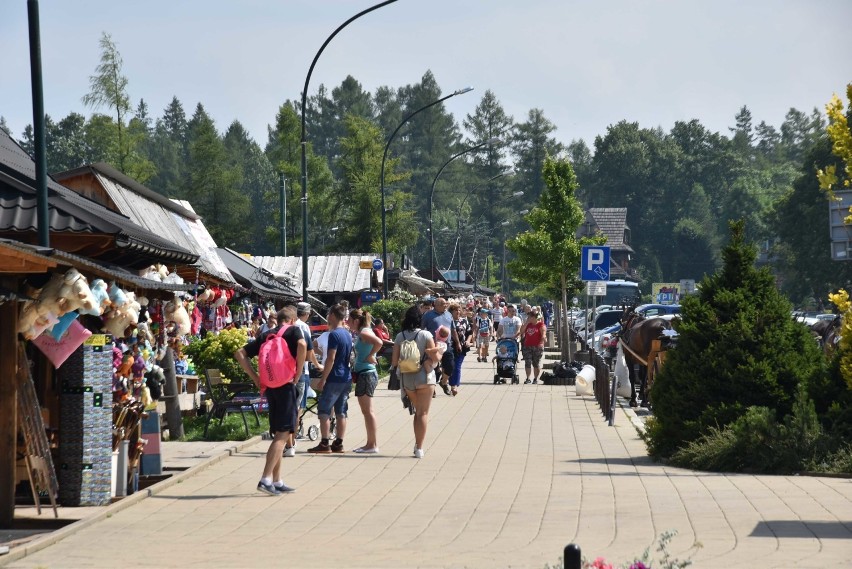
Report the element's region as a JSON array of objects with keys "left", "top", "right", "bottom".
[
  {"left": 0, "top": 435, "right": 263, "bottom": 567},
  {"left": 618, "top": 399, "right": 647, "bottom": 436}
]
